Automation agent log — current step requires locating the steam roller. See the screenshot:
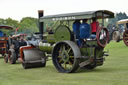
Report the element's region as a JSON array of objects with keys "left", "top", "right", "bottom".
[
  {"left": 19, "top": 10, "right": 47, "bottom": 69},
  {"left": 20, "top": 45, "right": 46, "bottom": 69}
]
